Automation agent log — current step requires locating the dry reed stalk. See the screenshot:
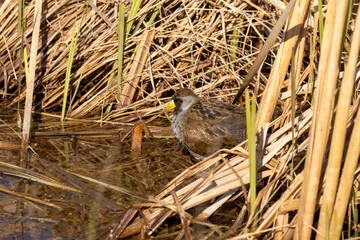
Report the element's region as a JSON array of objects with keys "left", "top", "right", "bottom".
[
  {"left": 0, "top": 160, "right": 80, "bottom": 192},
  {"left": 316, "top": 2, "right": 360, "bottom": 238},
  {"left": 0, "top": 184, "right": 63, "bottom": 210},
  {"left": 196, "top": 188, "right": 238, "bottom": 221},
  {"left": 172, "top": 191, "right": 192, "bottom": 240},
  {"left": 330, "top": 102, "right": 360, "bottom": 239},
  {"left": 256, "top": 0, "right": 310, "bottom": 130},
  {"left": 281, "top": 17, "right": 308, "bottom": 122},
  {"left": 109, "top": 103, "right": 313, "bottom": 238},
  {"left": 1, "top": 0, "right": 264, "bottom": 123},
  {"left": 264, "top": 0, "right": 286, "bottom": 10},
  {"left": 21, "top": 0, "right": 42, "bottom": 161},
  {"left": 36, "top": 156, "right": 122, "bottom": 212},
  {"left": 233, "top": 0, "right": 297, "bottom": 103},
  {"left": 327, "top": 5, "right": 360, "bottom": 239},
  {"left": 274, "top": 213, "right": 288, "bottom": 240},
  {"left": 296, "top": 1, "right": 349, "bottom": 239},
  {"left": 131, "top": 122, "right": 143, "bottom": 154},
  {"left": 257, "top": 172, "right": 303, "bottom": 232},
  {"left": 302, "top": 1, "right": 320, "bottom": 106},
  {"left": 0, "top": 140, "right": 21, "bottom": 150},
  {"left": 119, "top": 29, "right": 155, "bottom": 107},
  {"left": 1, "top": 0, "right": 359, "bottom": 238}
]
